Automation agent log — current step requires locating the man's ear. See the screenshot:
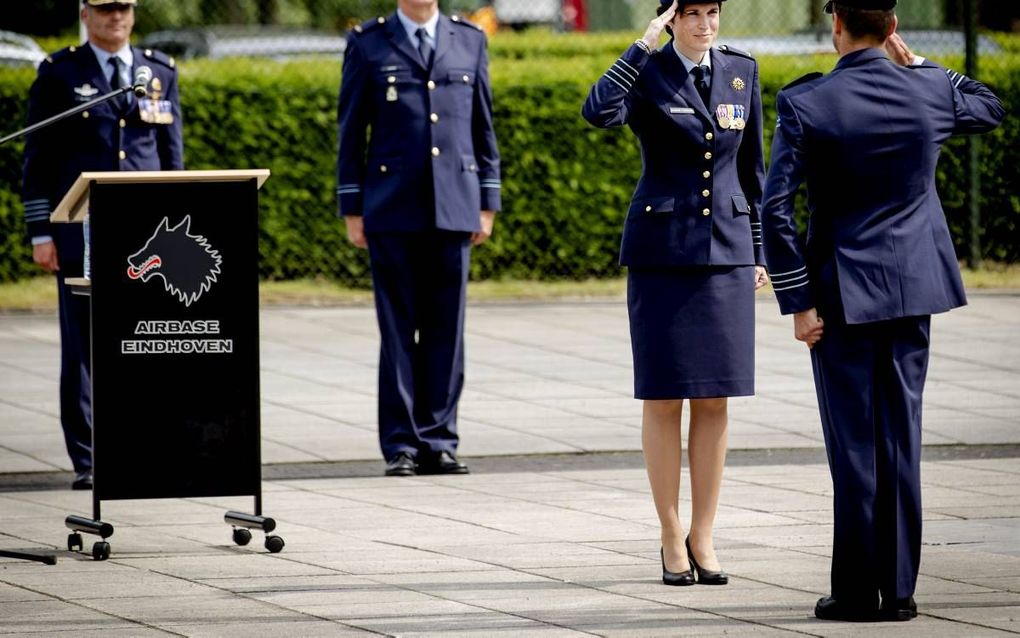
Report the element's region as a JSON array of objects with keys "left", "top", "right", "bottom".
[{"left": 888, "top": 14, "right": 898, "bottom": 39}]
